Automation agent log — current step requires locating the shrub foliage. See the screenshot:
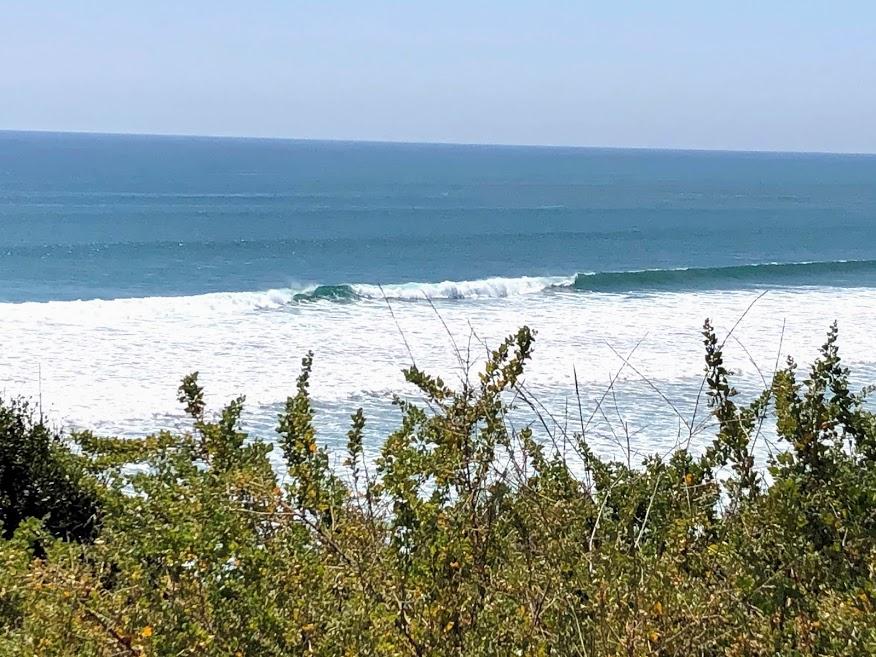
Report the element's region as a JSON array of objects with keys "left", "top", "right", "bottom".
[{"left": 1, "top": 322, "right": 876, "bottom": 655}]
